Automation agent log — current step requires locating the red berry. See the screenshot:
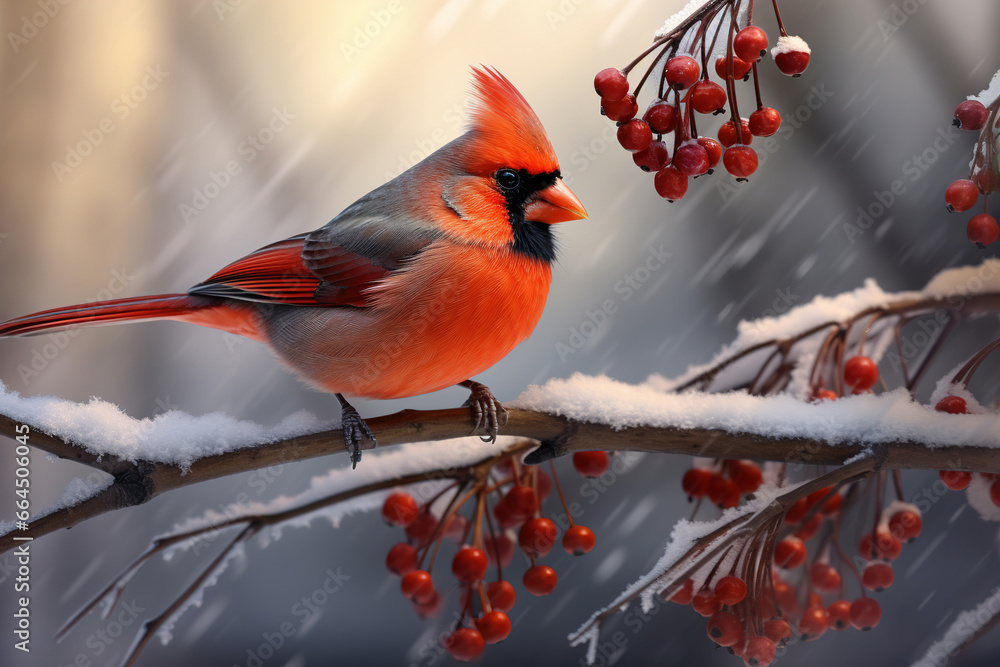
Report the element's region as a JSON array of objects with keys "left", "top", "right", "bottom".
[
  {"left": 849, "top": 597, "right": 881, "bottom": 630},
  {"left": 976, "top": 166, "right": 999, "bottom": 195},
  {"left": 774, "top": 537, "right": 807, "bottom": 569},
  {"left": 807, "top": 486, "right": 842, "bottom": 515},
  {"left": 617, "top": 119, "right": 653, "bottom": 153},
  {"left": 858, "top": 530, "right": 901, "bottom": 561},
  {"left": 484, "top": 532, "right": 515, "bottom": 567},
  {"left": 773, "top": 580, "right": 800, "bottom": 616},
  {"left": 748, "top": 107, "right": 781, "bottom": 136},
  {"left": 940, "top": 469, "right": 972, "bottom": 491},
  {"left": 690, "top": 80, "right": 727, "bottom": 114},
  {"left": 594, "top": 68, "right": 629, "bottom": 102},
  {"left": 691, "top": 591, "right": 722, "bottom": 617},
  {"left": 954, "top": 100, "right": 989, "bottom": 131},
  {"left": 382, "top": 491, "right": 420, "bottom": 527},
  {"left": 444, "top": 513, "right": 469, "bottom": 542},
  {"left": 707, "top": 611, "right": 744, "bottom": 647},
  {"left": 602, "top": 94, "right": 638, "bottom": 122},
  {"left": 935, "top": 396, "right": 968, "bottom": 414},
  {"left": 784, "top": 498, "right": 809, "bottom": 524},
  {"left": 504, "top": 485, "right": 539, "bottom": 521},
  {"left": 888, "top": 510, "right": 922, "bottom": 541},
  {"left": 523, "top": 565, "right": 557, "bottom": 596},
  {"left": 798, "top": 606, "right": 829, "bottom": 641},
  {"left": 729, "top": 461, "right": 763, "bottom": 494},
  {"left": 643, "top": 101, "right": 677, "bottom": 133},
  {"left": 743, "top": 636, "right": 777, "bottom": 667},
  {"left": 405, "top": 510, "right": 439, "bottom": 547},
  {"left": 723, "top": 145, "right": 758, "bottom": 179},
  {"left": 708, "top": 475, "right": 741, "bottom": 509},
  {"left": 633, "top": 140, "right": 670, "bottom": 172},
  {"left": 990, "top": 479, "right": 1000, "bottom": 507},
  {"left": 492, "top": 498, "right": 519, "bottom": 529},
  {"left": 763, "top": 618, "right": 791, "bottom": 643},
  {"left": 715, "top": 575, "right": 747, "bottom": 605},
  {"left": 774, "top": 50, "right": 810, "bottom": 76},
  {"left": 810, "top": 562, "right": 842, "bottom": 593},
  {"left": 654, "top": 166, "right": 688, "bottom": 201},
  {"left": 715, "top": 55, "right": 752, "bottom": 80},
  {"left": 844, "top": 356, "right": 878, "bottom": 391},
  {"left": 573, "top": 451, "right": 610, "bottom": 477},
  {"left": 827, "top": 600, "right": 851, "bottom": 631},
  {"left": 664, "top": 55, "right": 700, "bottom": 90},
  {"left": 668, "top": 579, "right": 694, "bottom": 605},
  {"left": 734, "top": 26, "right": 768, "bottom": 63},
  {"left": 477, "top": 610, "right": 512, "bottom": 644},
  {"left": 815, "top": 389, "right": 838, "bottom": 401},
  {"left": 536, "top": 469, "right": 553, "bottom": 500},
  {"left": 718, "top": 119, "right": 753, "bottom": 147},
  {"left": 562, "top": 525, "right": 597, "bottom": 556},
  {"left": 794, "top": 514, "right": 822, "bottom": 540},
  {"left": 452, "top": 547, "right": 489, "bottom": 583},
  {"left": 518, "top": 517, "right": 558, "bottom": 558},
  {"left": 968, "top": 213, "right": 999, "bottom": 247},
  {"left": 412, "top": 589, "right": 443, "bottom": 617},
  {"left": 386, "top": 542, "right": 418, "bottom": 576},
  {"left": 862, "top": 562, "right": 894, "bottom": 592},
  {"left": 400, "top": 570, "right": 434, "bottom": 602},
  {"left": 487, "top": 580, "right": 517, "bottom": 612},
  {"left": 674, "top": 142, "right": 711, "bottom": 176},
  {"left": 443, "top": 627, "right": 485, "bottom": 662},
  {"left": 945, "top": 179, "right": 979, "bottom": 212},
  {"left": 698, "top": 137, "right": 723, "bottom": 169}
]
